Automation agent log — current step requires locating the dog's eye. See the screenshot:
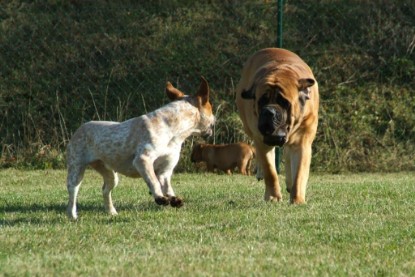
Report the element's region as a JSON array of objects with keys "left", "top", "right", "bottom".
[
  {"left": 257, "top": 94, "right": 269, "bottom": 109},
  {"left": 275, "top": 94, "right": 290, "bottom": 109}
]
